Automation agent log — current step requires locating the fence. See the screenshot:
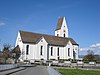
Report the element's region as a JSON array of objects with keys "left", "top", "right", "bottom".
[
  {"left": 0, "top": 64, "right": 18, "bottom": 71},
  {"left": 47, "top": 66, "right": 62, "bottom": 75}
]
